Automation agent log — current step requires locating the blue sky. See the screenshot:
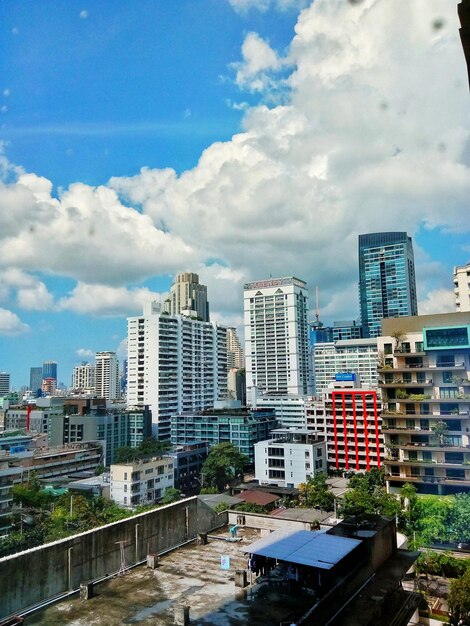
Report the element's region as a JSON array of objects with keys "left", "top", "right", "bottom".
[{"left": 0, "top": 0, "right": 469, "bottom": 389}]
